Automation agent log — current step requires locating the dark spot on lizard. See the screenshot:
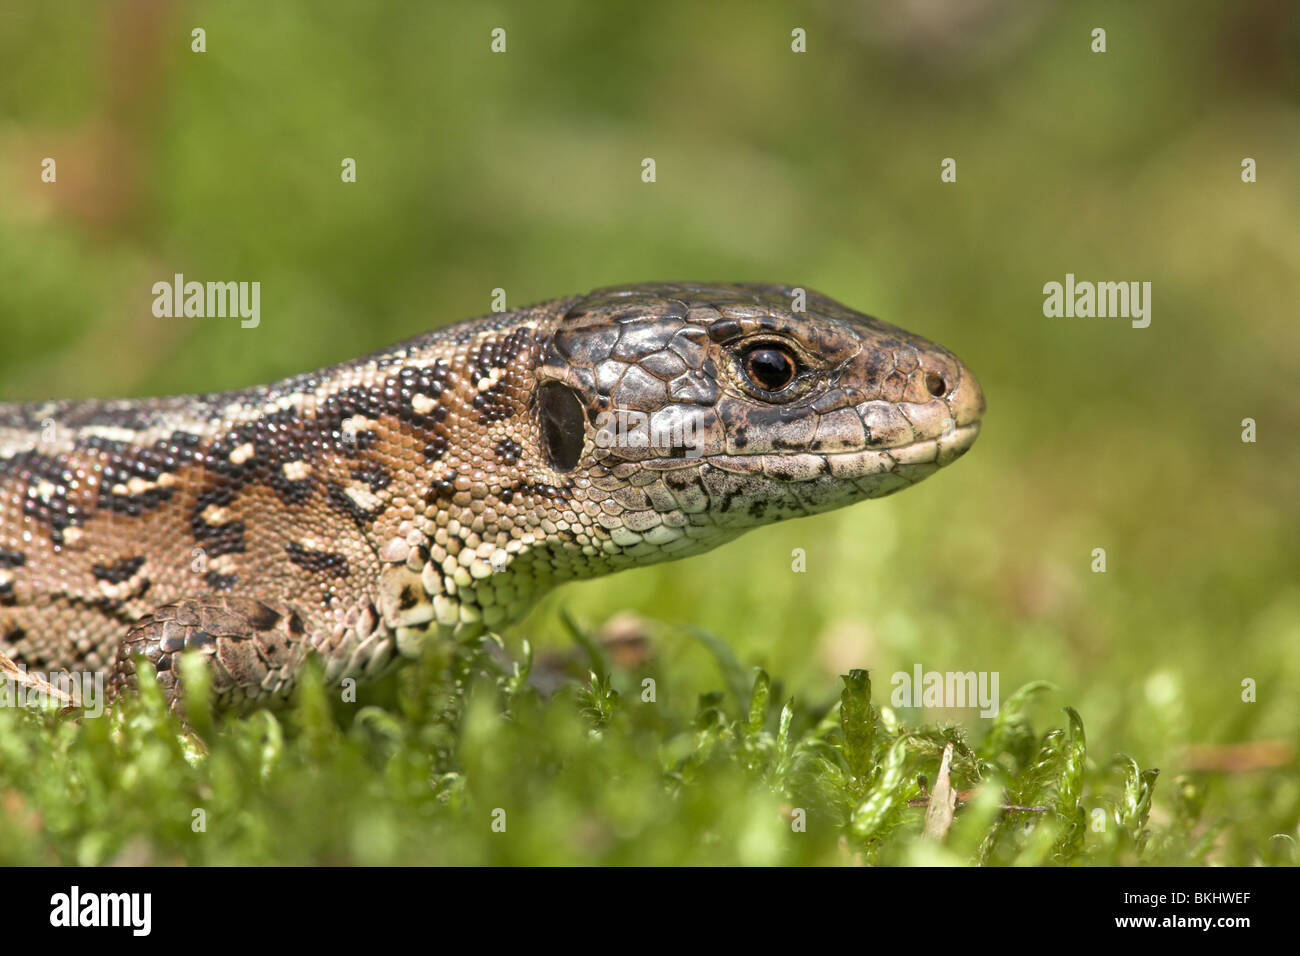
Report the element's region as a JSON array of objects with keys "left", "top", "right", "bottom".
[
  {"left": 284, "top": 541, "right": 349, "bottom": 577},
  {"left": 187, "top": 630, "right": 218, "bottom": 650},
  {"left": 768, "top": 435, "right": 804, "bottom": 451},
  {"left": 90, "top": 555, "right": 146, "bottom": 584},
  {"left": 13, "top": 452, "right": 83, "bottom": 544},
  {"left": 706, "top": 317, "right": 743, "bottom": 342},
  {"left": 472, "top": 385, "right": 514, "bottom": 424},
  {"left": 494, "top": 438, "right": 522, "bottom": 463},
  {"left": 191, "top": 490, "right": 247, "bottom": 556},
  {"left": 537, "top": 383, "right": 585, "bottom": 472},
  {"left": 423, "top": 435, "right": 449, "bottom": 461},
  {"left": 205, "top": 571, "right": 238, "bottom": 592},
  {"left": 269, "top": 472, "right": 315, "bottom": 506},
  {"left": 244, "top": 602, "right": 282, "bottom": 632},
  {"left": 470, "top": 327, "right": 532, "bottom": 381},
  {"left": 663, "top": 470, "right": 695, "bottom": 492},
  {"left": 89, "top": 436, "right": 187, "bottom": 518},
  {"left": 515, "top": 481, "right": 568, "bottom": 501},
  {"left": 425, "top": 469, "right": 459, "bottom": 504},
  {"left": 398, "top": 584, "right": 421, "bottom": 611},
  {"left": 350, "top": 464, "right": 392, "bottom": 491},
  {"left": 327, "top": 480, "right": 386, "bottom": 527}
]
